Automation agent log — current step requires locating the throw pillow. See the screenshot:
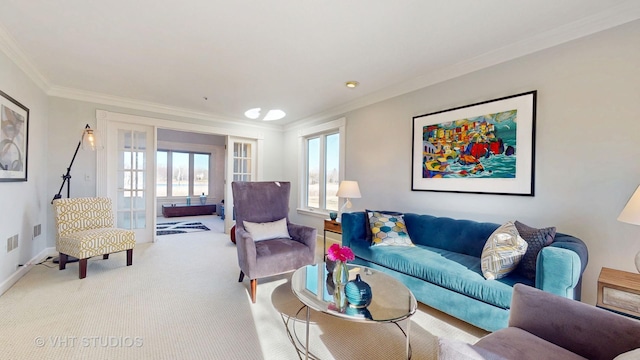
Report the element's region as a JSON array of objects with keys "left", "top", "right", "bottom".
[
  {"left": 364, "top": 209, "right": 403, "bottom": 242},
  {"left": 243, "top": 217, "right": 291, "bottom": 241},
  {"left": 481, "top": 221, "right": 528, "bottom": 280},
  {"left": 368, "top": 211, "right": 414, "bottom": 246},
  {"left": 614, "top": 348, "right": 640, "bottom": 360},
  {"left": 514, "top": 221, "right": 556, "bottom": 280}
]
